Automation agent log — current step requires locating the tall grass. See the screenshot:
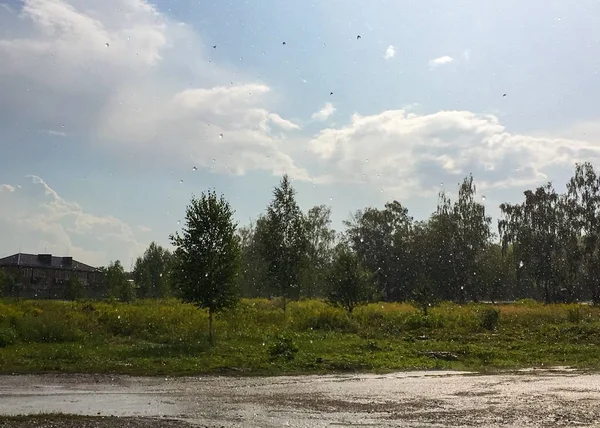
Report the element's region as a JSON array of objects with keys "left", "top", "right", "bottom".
[{"left": 2, "top": 298, "right": 600, "bottom": 374}]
